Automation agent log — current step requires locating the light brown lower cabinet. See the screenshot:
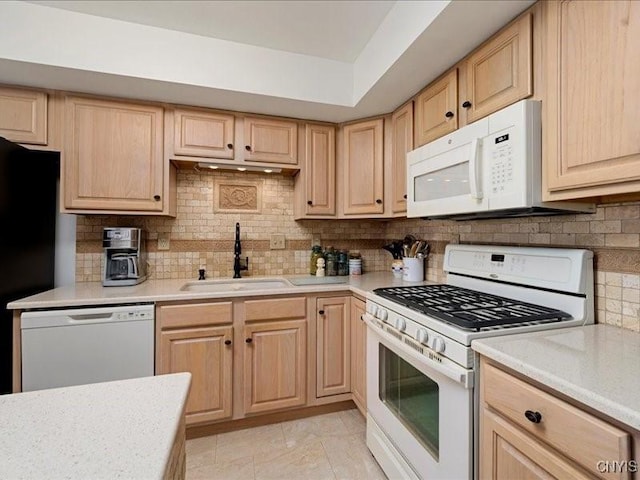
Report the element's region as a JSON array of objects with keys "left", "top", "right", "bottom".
[
  {"left": 481, "top": 408, "right": 593, "bottom": 479},
  {"left": 243, "top": 319, "right": 307, "bottom": 414},
  {"left": 157, "top": 294, "right": 373, "bottom": 428},
  {"left": 480, "top": 358, "right": 633, "bottom": 480},
  {"left": 350, "top": 297, "right": 366, "bottom": 414},
  {"left": 156, "top": 302, "right": 234, "bottom": 426},
  {"left": 316, "top": 296, "right": 351, "bottom": 398}
]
